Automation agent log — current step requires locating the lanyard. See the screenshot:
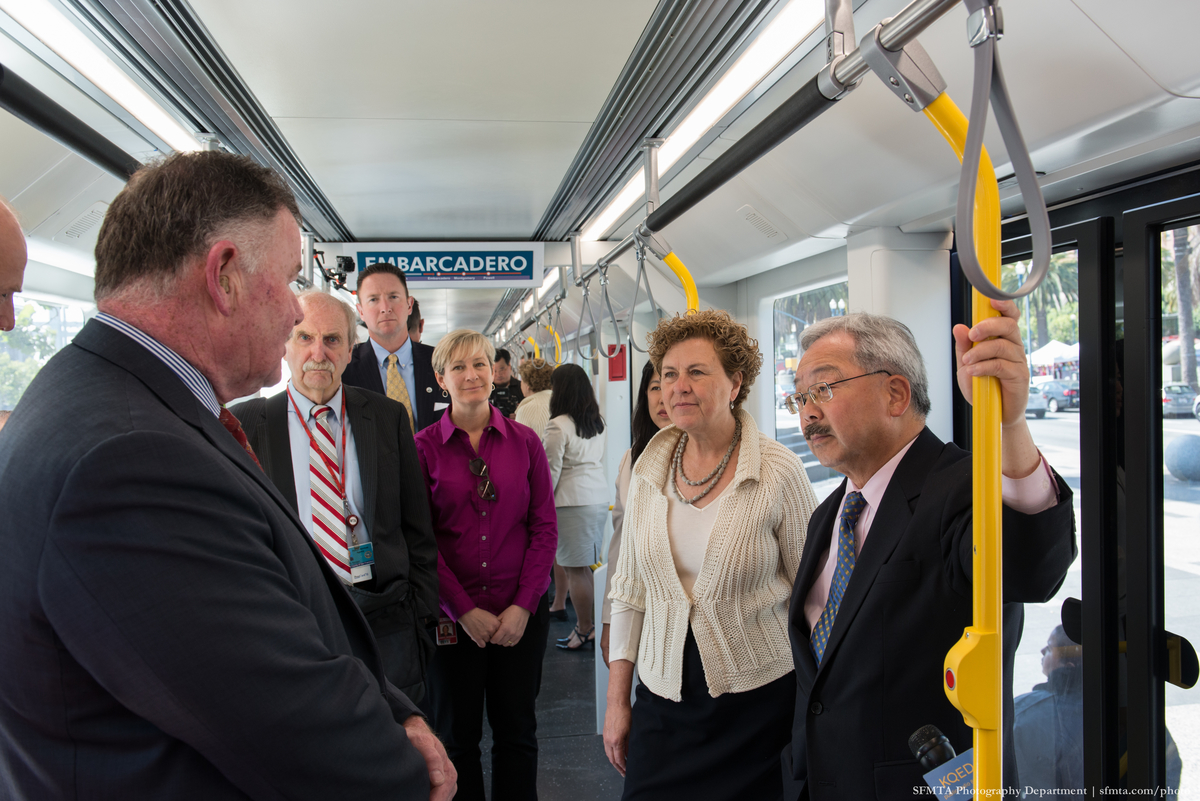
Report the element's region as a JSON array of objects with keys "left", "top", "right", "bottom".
[{"left": 286, "top": 386, "right": 351, "bottom": 513}]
